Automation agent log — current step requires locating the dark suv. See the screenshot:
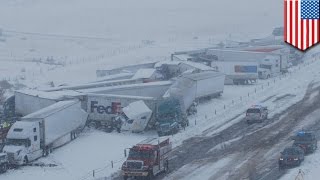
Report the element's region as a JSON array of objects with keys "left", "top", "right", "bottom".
[
  {"left": 279, "top": 146, "right": 305, "bottom": 169},
  {"left": 293, "top": 131, "right": 317, "bottom": 154}
]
